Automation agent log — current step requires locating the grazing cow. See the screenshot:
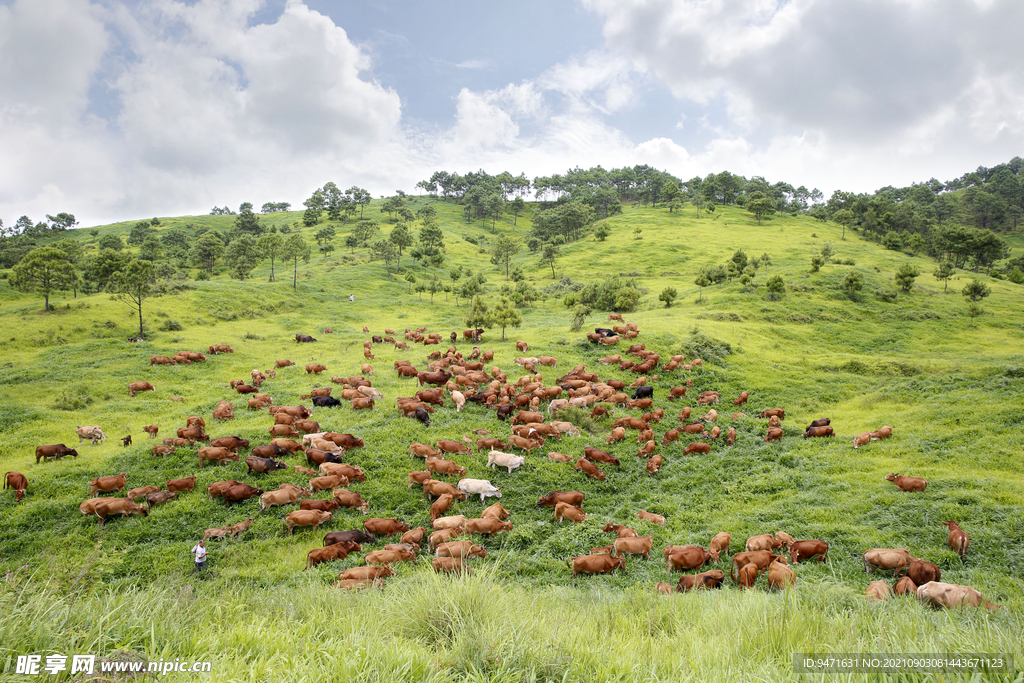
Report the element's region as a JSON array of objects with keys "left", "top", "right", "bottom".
[
  {"left": 730, "top": 551, "right": 783, "bottom": 581},
  {"left": 35, "top": 444, "right": 79, "bottom": 463},
  {"left": 206, "top": 480, "right": 244, "bottom": 499},
  {"left": 366, "top": 548, "right": 417, "bottom": 565},
  {"left": 305, "top": 541, "right": 361, "bottom": 569},
  {"left": 211, "top": 436, "right": 249, "bottom": 451},
  {"left": 863, "top": 548, "right": 918, "bottom": 576},
  {"left": 806, "top": 418, "right": 831, "bottom": 430},
  {"left": 602, "top": 523, "right": 637, "bottom": 538},
  {"left": 568, "top": 554, "right": 626, "bottom": 577},
  {"left": 745, "top": 534, "right": 785, "bottom": 552},
  {"left": 916, "top": 581, "right": 1001, "bottom": 610},
  {"left": 276, "top": 359, "right": 295, "bottom": 367},
  {"left": 328, "top": 489, "right": 368, "bottom": 513},
  {"left": 338, "top": 566, "right": 396, "bottom": 584},
  {"left": 475, "top": 438, "right": 506, "bottom": 452},
  {"left": 632, "top": 386, "right": 654, "bottom": 400},
  {"left": 732, "top": 391, "right": 749, "bottom": 406},
  {"left": 613, "top": 535, "right": 653, "bottom": 559},
  {"left": 363, "top": 518, "right": 409, "bottom": 537},
  {"left": 480, "top": 502, "right": 510, "bottom": 521},
  {"left": 426, "top": 457, "right": 466, "bottom": 478},
  {"left": 661, "top": 429, "right": 680, "bottom": 446},
  {"left": 197, "top": 447, "right": 239, "bottom": 467},
  {"left": 681, "top": 423, "right": 704, "bottom": 435},
  {"left": 584, "top": 447, "right": 619, "bottom": 466},
  {"left": 312, "top": 396, "right": 342, "bottom": 408},
  {"left": 413, "top": 407, "right": 432, "bottom": 426},
  {"left": 865, "top": 580, "right": 892, "bottom": 602},
  {"left": 283, "top": 510, "right": 332, "bottom": 535},
  {"left": 90, "top": 473, "right": 128, "bottom": 496},
  {"left": 638, "top": 440, "right": 657, "bottom": 458},
  {"left": 430, "top": 493, "right": 454, "bottom": 522},
  {"left": 803, "top": 425, "right": 834, "bottom": 438},
  {"left": 128, "top": 381, "right": 155, "bottom": 397},
  {"left": 79, "top": 498, "right": 106, "bottom": 516},
  {"left": 146, "top": 491, "right": 178, "bottom": 508},
  {"left": 510, "top": 410, "right": 544, "bottom": 426},
  {"left": 457, "top": 478, "right": 501, "bottom": 502},
  {"left": 432, "top": 515, "right": 466, "bottom": 531},
  {"left": 222, "top": 483, "right": 263, "bottom": 504},
  {"left": 894, "top": 577, "right": 917, "bottom": 596},
  {"left": 422, "top": 480, "right": 466, "bottom": 502},
  {"left": 310, "top": 475, "right": 346, "bottom": 492},
  {"left": 646, "top": 453, "right": 663, "bottom": 475},
  {"left": 246, "top": 455, "right": 288, "bottom": 474},
  {"left": 885, "top": 473, "right": 927, "bottom": 492},
  {"left": 709, "top": 533, "right": 731, "bottom": 562},
  {"left": 736, "top": 563, "right": 759, "bottom": 589},
  {"left": 726, "top": 427, "right": 737, "bottom": 446},
  {"left": 665, "top": 546, "right": 713, "bottom": 572},
  {"left": 295, "top": 334, "right": 317, "bottom": 343},
  {"left": 942, "top": 521, "right": 969, "bottom": 558},
  {"left": 252, "top": 444, "right": 290, "bottom": 460},
  {"left": 903, "top": 560, "right": 941, "bottom": 586},
  {"left": 676, "top": 570, "right": 727, "bottom": 592},
  {"left": 507, "top": 434, "right": 541, "bottom": 453},
  {"left": 324, "top": 530, "right": 376, "bottom": 547},
  {"left": 166, "top": 476, "right": 196, "bottom": 493},
  {"left": 437, "top": 440, "right": 471, "bottom": 455},
  {"left": 574, "top": 458, "right": 605, "bottom": 481},
  {"left": 758, "top": 408, "right": 785, "bottom": 420},
  {"left": 852, "top": 432, "right": 872, "bottom": 448},
  {"left": 764, "top": 428, "right": 783, "bottom": 442},
  {"left": 435, "top": 541, "right": 487, "bottom": 560},
  {"left": 790, "top": 540, "right": 829, "bottom": 564},
  {"left": 683, "top": 442, "right": 712, "bottom": 455},
  {"left": 766, "top": 558, "right": 796, "bottom": 589},
  {"left": 93, "top": 498, "right": 148, "bottom": 525},
  {"left": 606, "top": 427, "right": 626, "bottom": 444},
  {"left": 871, "top": 426, "right": 893, "bottom": 440},
  {"left": 306, "top": 364, "right": 327, "bottom": 375},
  {"left": 208, "top": 345, "right": 233, "bottom": 354},
  {"left": 553, "top": 502, "right": 586, "bottom": 523},
  {"left": 536, "top": 491, "right": 584, "bottom": 508},
  {"left": 636, "top": 510, "right": 665, "bottom": 525},
  {"left": 351, "top": 397, "right": 374, "bottom": 410},
  {"left": 486, "top": 450, "right": 526, "bottom": 473},
  {"left": 76, "top": 426, "right": 107, "bottom": 444},
  {"left": 5, "top": 472, "right": 28, "bottom": 501}
]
